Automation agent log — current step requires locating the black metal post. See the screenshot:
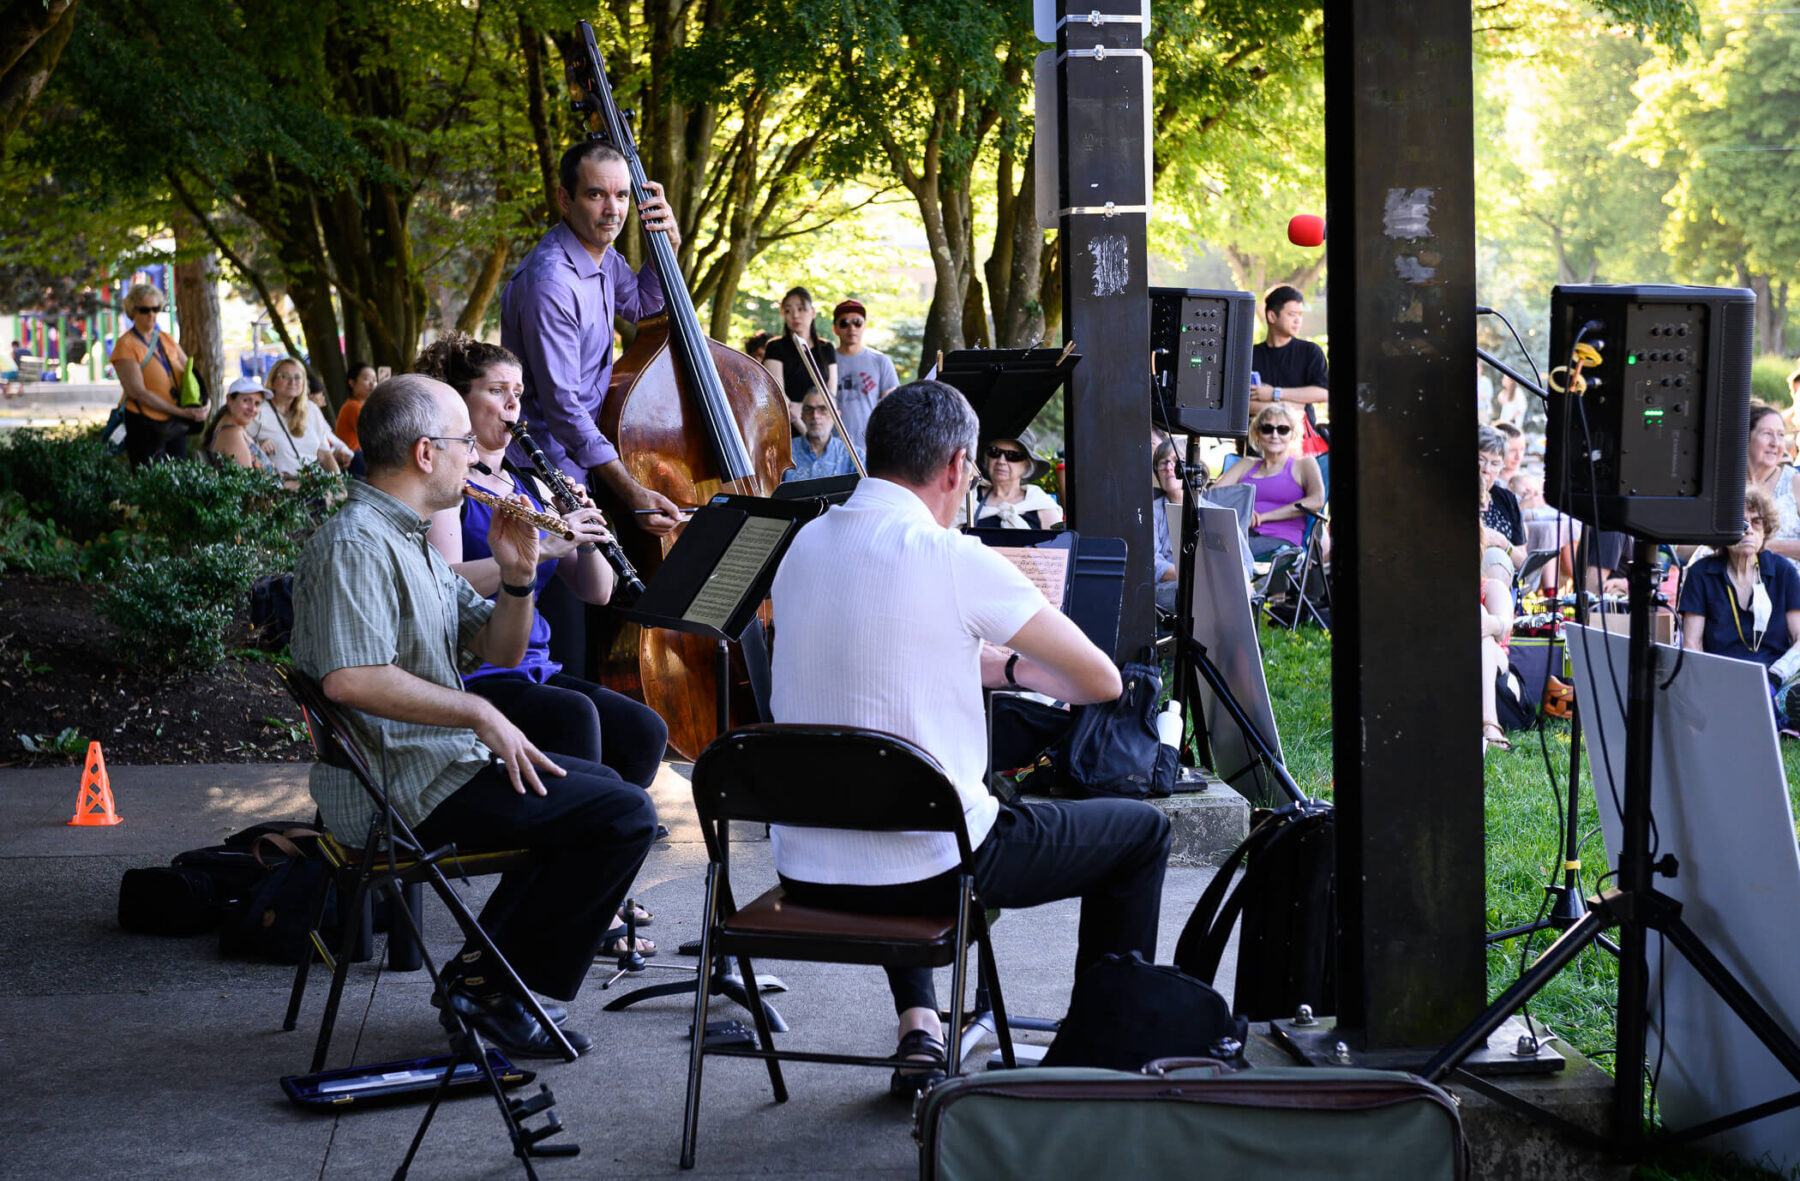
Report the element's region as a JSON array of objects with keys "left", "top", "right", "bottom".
[
  {"left": 1613, "top": 537, "right": 1660, "bottom": 1150},
  {"left": 1323, "top": 0, "right": 1487, "bottom": 1045},
  {"left": 1056, "top": 1, "right": 1154, "bottom": 660}
]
